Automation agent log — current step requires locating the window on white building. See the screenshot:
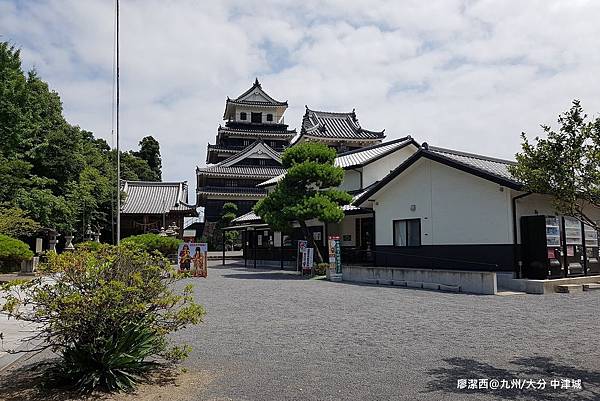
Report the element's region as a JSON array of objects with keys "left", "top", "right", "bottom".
[{"left": 393, "top": 219, "right": 421, "bottom": 247}]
